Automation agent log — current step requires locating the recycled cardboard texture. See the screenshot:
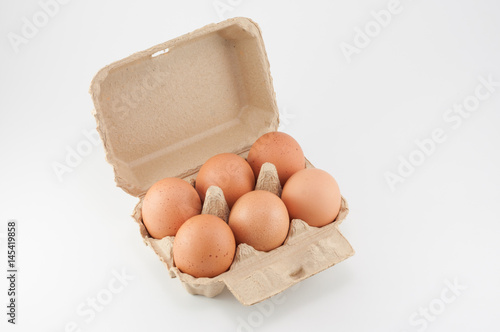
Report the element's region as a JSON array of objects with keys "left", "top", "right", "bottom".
[
  {"left": 91, "top": 18, "right": 278, "bottom": 196},
  {"left": 90, "top": 17, "right": 354, "bottom": 306}
]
